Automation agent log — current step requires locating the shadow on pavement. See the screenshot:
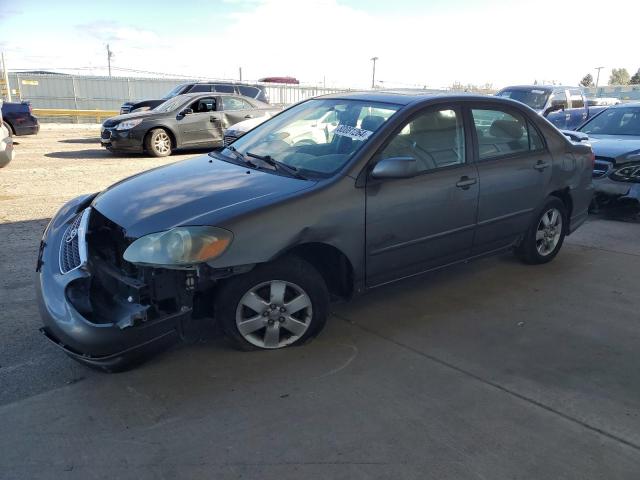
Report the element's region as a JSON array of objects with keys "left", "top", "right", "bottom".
[
  {"left": 44, "top": 147, "right": 212, "bottom": 160},
  {"left": 58, "top": 138, "right": 102, "bottom": 144}
]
